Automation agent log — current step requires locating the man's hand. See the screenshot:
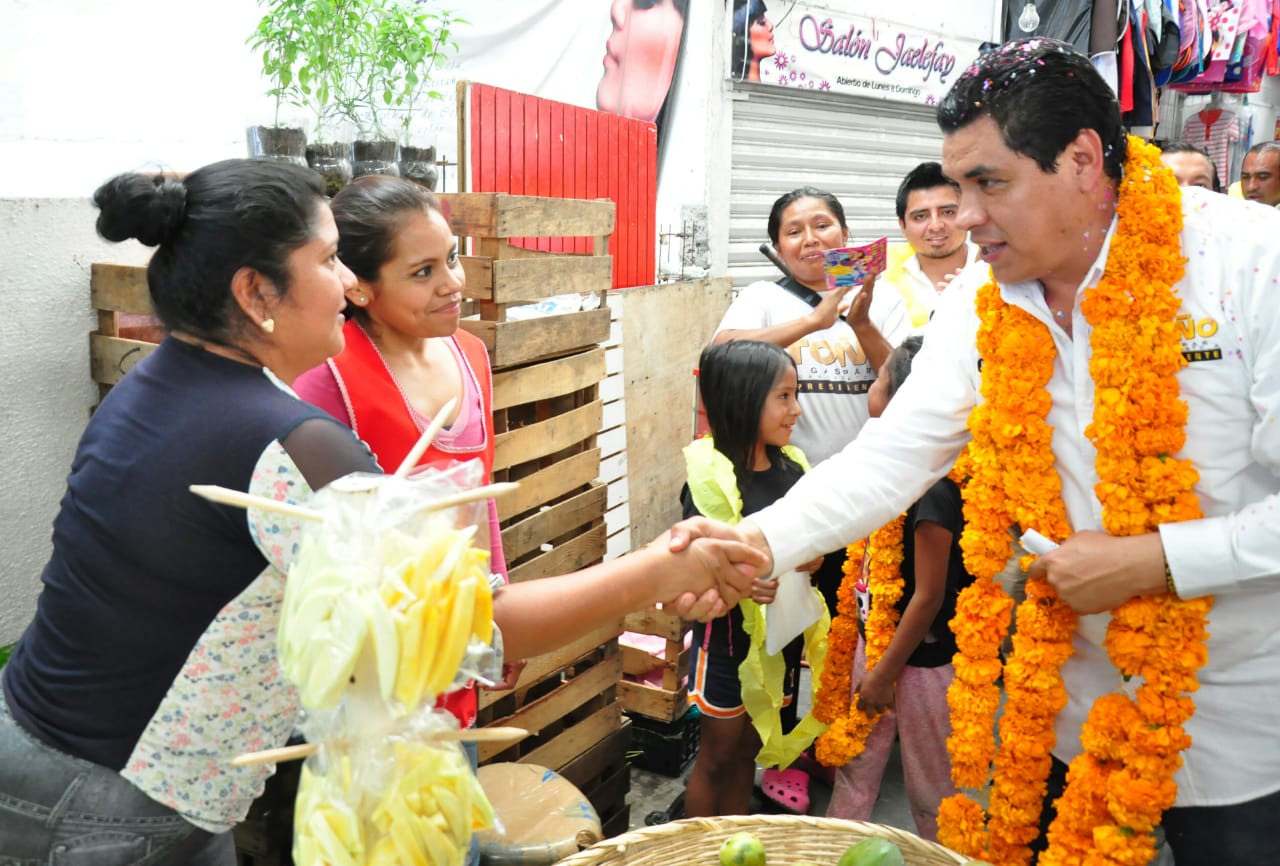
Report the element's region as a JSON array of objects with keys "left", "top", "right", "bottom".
[
  {"left": 844, "top": 274, "right": 877, "bottom": 329},
  {"left": 670, "top": 517, "right": 775, "bottom": 575},
  {"left": 1026, "top": 530, "right": 1166, "bottom": 614},
  {"left": 656, "top": 521, "right": 770, "bottom": 621},
  {"left": 664, "top": 517, "right": 774, "bottom": 621},
  {"left": 666, "top": 588, "right": 730, "bottom": 621},
  {"left": 797, "top": 555, "right": 825, "bottom": 575}
]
